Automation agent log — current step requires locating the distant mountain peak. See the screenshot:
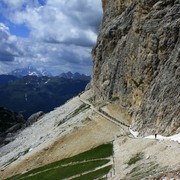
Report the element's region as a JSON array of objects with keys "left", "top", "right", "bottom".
[
  {"left": 9, "top": 66, "right": 52, "bottom": 77},
  {"left": 59, "top": 72, "right": 91, "bottom": 81}
]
